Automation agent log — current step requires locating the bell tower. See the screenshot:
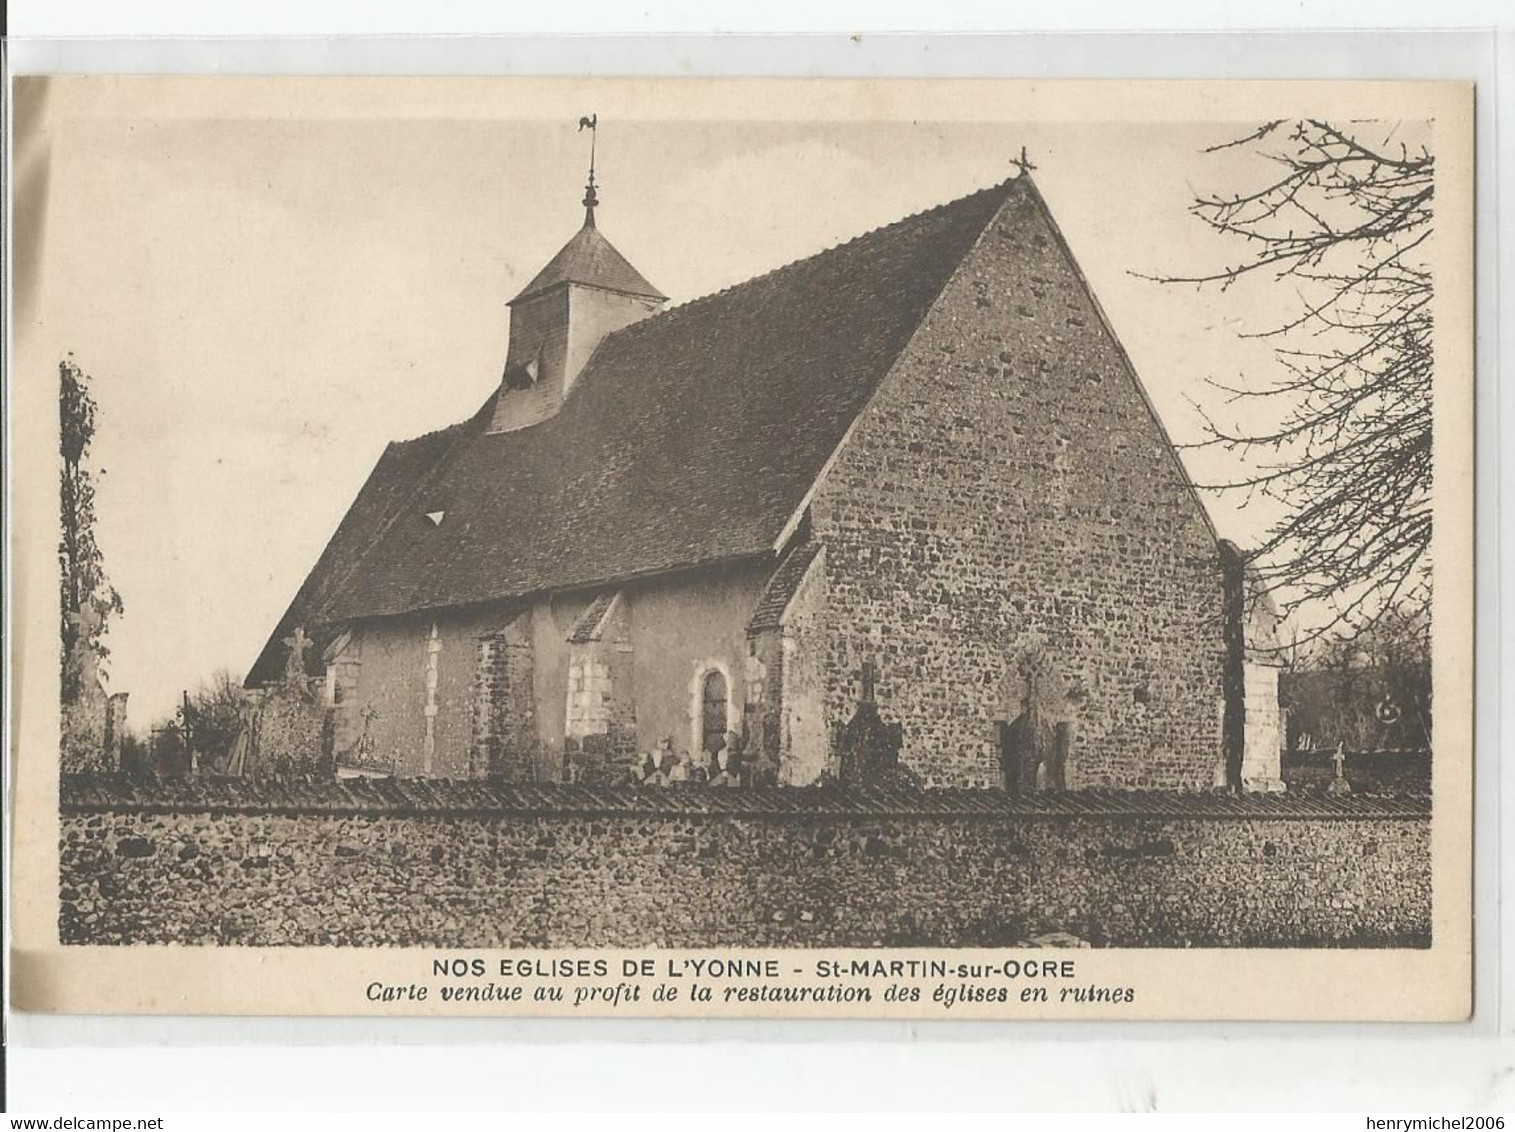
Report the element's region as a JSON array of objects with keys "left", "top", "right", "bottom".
[{"left": 489, "top": 122, "right": 666, "bottom": 434}]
